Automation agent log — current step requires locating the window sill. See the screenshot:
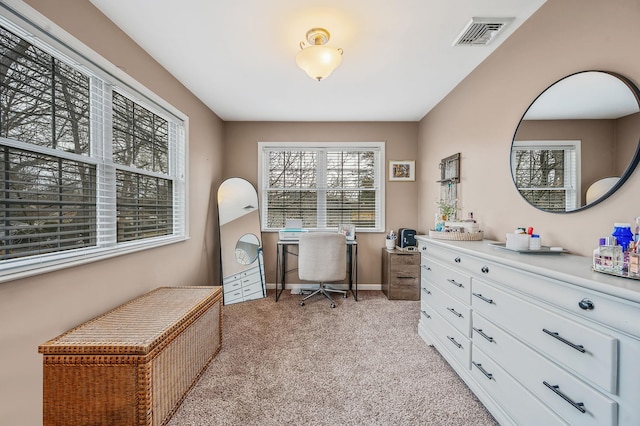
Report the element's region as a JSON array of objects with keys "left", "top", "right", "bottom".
[{"left": 0, "top": 235, "right": 187, "bottom": 284}]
